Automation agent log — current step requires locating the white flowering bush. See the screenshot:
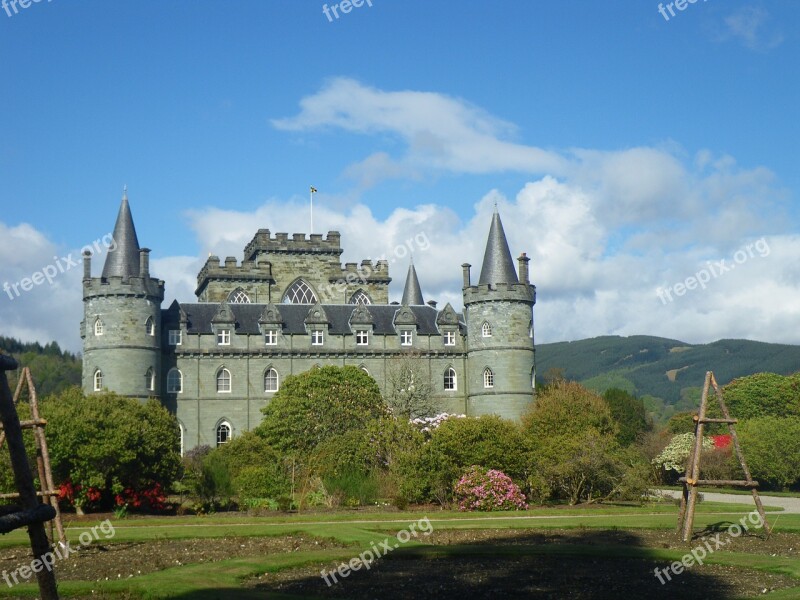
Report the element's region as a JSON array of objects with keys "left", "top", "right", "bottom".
[
  {"left": 652, "top": 432, "right": 714, "bottom": 472},
  {"left": 409, "top": 413, "right": 466, "bottom": 437}
]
